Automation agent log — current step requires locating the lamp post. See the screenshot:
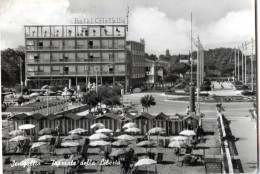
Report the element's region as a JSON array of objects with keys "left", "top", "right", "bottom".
[{"left": 20, "top": 57, "right": 23, "bottom": 95}]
